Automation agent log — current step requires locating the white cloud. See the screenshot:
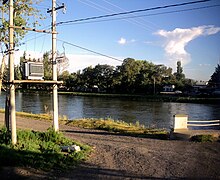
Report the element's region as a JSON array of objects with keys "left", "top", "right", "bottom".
[
  {"left": 130, "top": 39, "right": 136, "bottom": 43},
  {"left": 66, "top": 54, "right": 123, "bottom": 73},
  {"left": 117, "top": 37, "right": 137, "bottom": 45},
  {"left": 118, "top": 37, "right": 127, "bottom": 45},
  {"left": 199, "top": 63, "right": 211, "bottom": 67},
  {"left": 156, "top": 25, "right": 220, "bottom": 66}
]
